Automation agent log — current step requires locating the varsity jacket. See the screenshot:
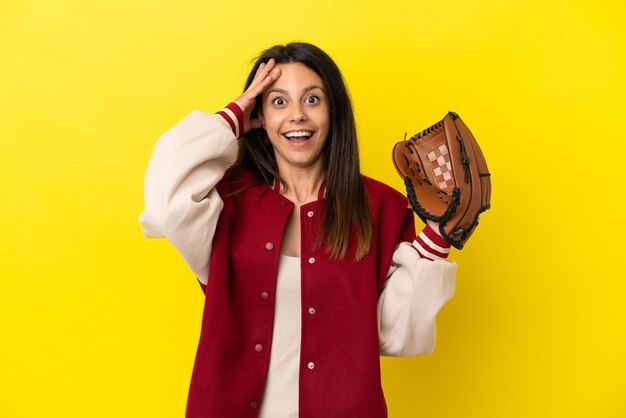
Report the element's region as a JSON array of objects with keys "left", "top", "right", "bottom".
[{"left": 139, "top": 109, "right": 457, "bottom": 417}]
